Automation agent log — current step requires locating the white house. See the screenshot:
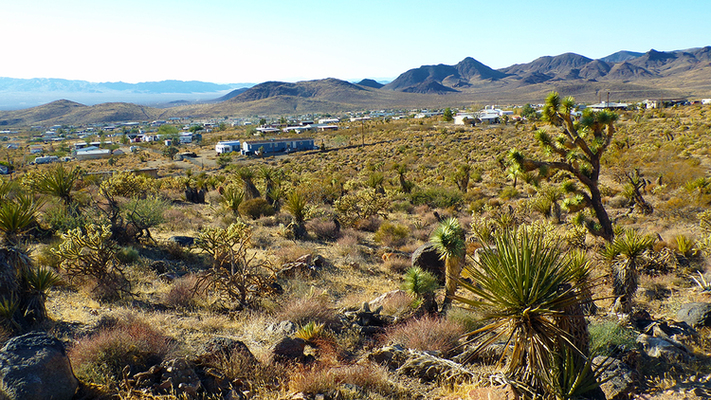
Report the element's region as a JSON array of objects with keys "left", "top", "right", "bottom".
[
  {"left": 702, "top": 99, "right": 711, "bottom": 105},
  {"left": 215, "top": 140, "right": 241, "bottom": 154}
]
